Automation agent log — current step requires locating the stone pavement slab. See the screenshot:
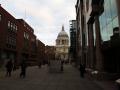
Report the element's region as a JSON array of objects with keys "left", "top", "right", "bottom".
[{"left": 0, "top": 64, "right": 118, "bottom": 90}]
